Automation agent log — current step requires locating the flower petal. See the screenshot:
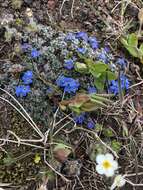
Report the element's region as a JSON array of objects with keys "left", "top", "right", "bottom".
[
  {"left": 96, "top": 154, "right": 105, "bottom": 164},
  {"left": 112, "top": 161, "right": 118, "bottom": 170},
  {"left": 96, "top": 165, "right": 105, "bottom": 175},
  {"left": 105, "top": 168, "right": 114, "bottom": 177},
  {"left": 106, "top": 153, "right": 114, "bottom": 162}
]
